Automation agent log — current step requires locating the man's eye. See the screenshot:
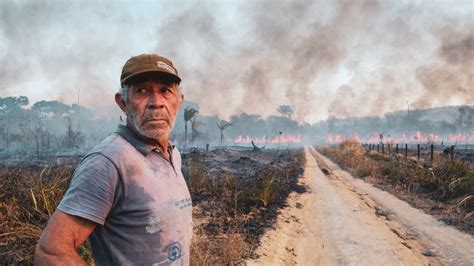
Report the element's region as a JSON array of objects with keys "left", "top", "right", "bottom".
[
  {"left": 160, "top": 87, "right": 173, "bottom": 94},
  {"left": 135, "top": 88, "right": 149, "bottom": 94}
]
